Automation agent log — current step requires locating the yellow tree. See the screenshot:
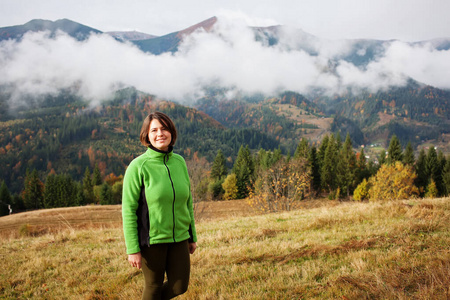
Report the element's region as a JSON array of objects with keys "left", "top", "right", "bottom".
[
  {"left": 368, "top": 161, "right": 419, "bottom": 201},
  {"left": 353, "top": 178, "right": 370, "bottom": 201},
  {"left": 222, "top": 174, "right": 238, "bottom": 200}
]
